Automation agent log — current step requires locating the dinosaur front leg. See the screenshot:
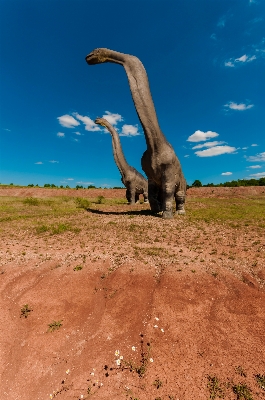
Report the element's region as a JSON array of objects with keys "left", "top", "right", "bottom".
[
  {"left": 126, "top": 184, "right": 136, "bottom": 205},
  {"left": 135, "top": 193, "right": 140, "bottom": 203},
  {"left": 161, "top": 180, "right": 175, "bottom": 219},
  {"left": 148, "top": 180, "right": 162, "bottom": 213}
]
